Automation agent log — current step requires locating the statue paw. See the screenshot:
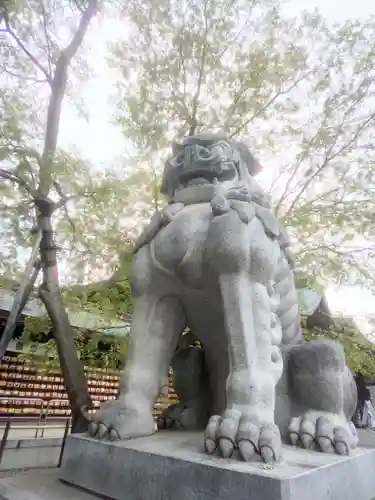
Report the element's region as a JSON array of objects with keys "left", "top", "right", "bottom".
[
  {"left": 204, "top": 409, "right": 282, "bottom": 463},
  {"left": 88, "top": 400, "right": 155, "bottom": 441},
  {"left": 288, "top": 411, "right": 358, "bottom": 455},
  {"left": 157, "top": 402, "right": 206, "bottom": 430}
]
